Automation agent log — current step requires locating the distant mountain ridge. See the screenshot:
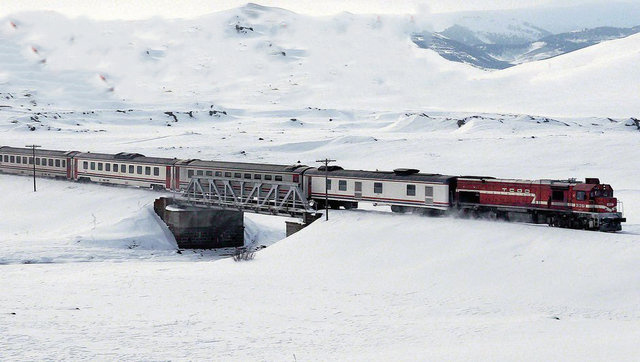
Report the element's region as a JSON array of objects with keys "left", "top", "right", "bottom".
[{"left": 414, "top": 24, "right": 640, "bottom": 69}]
